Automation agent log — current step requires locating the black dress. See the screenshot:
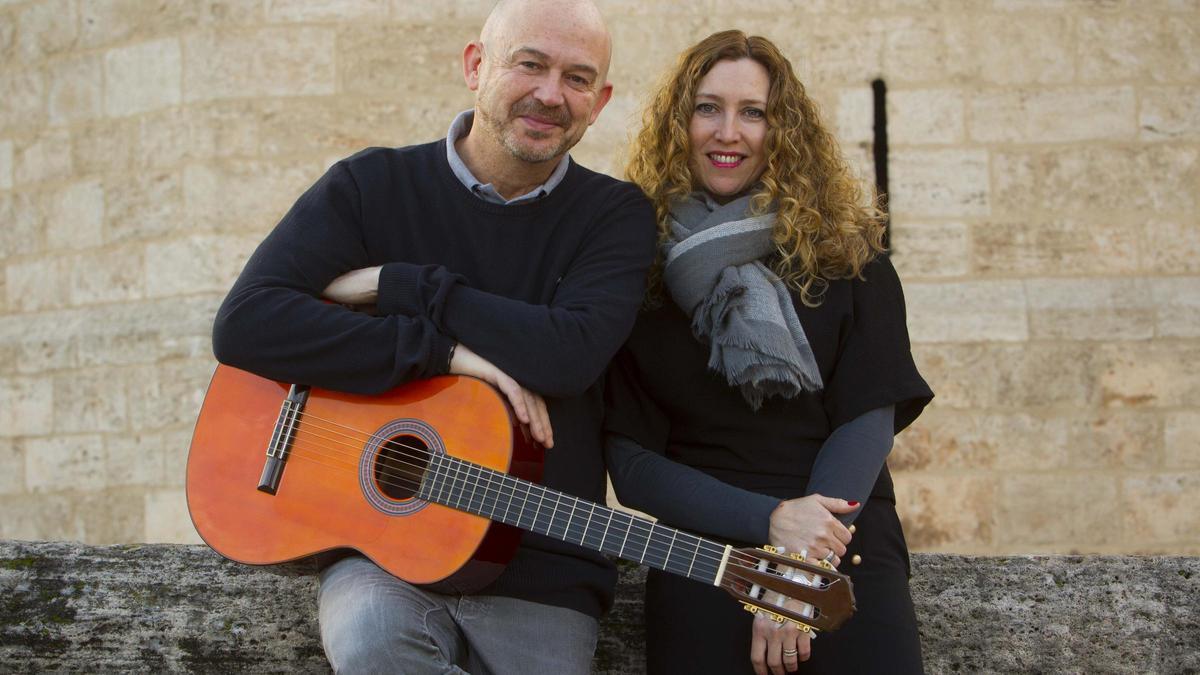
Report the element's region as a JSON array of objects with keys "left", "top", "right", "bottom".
[{"left": 604, "top": 255, "right": 932, "bottom": 674}]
